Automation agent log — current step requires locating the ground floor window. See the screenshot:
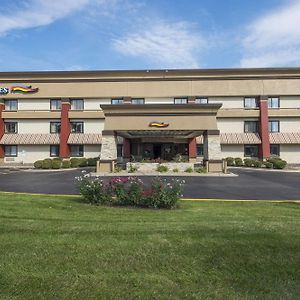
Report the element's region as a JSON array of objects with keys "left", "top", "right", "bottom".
[
  {"left": 117, "top": 144, "right": 123, "bottom": 157},
  {"left": 244, "top": 145, "right": 258, "bottom": 157},
  {"left": 197, "top": 145, "right": 204, "bottom": 156},
  {"left": 4, "top": 145, "right": 17, "bottom": 157},
  {"left": 270, "top": 144, "right": 280, "bottom": 156},
  {"left": 70, "top": 145, "right": 84, "bottom": 157},
  {"left": 50, "top": 145, "right": 60, "bottom": 157}
]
